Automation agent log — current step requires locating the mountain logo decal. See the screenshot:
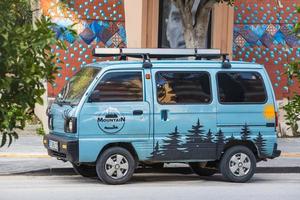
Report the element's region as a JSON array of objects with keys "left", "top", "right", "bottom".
[{"left": 97, "top": 107, "right": 125, "bottom": 134}]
